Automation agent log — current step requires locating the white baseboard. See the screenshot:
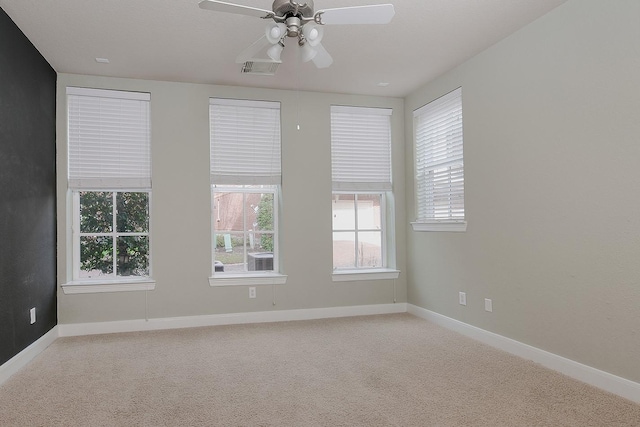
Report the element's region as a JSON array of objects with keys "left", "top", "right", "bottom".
[
  {"left": 58, "top": 303, "right": 408, "bottom": 337},
  {"left": 408, "top": 304, "right": 640, "bottom": 404},
  {"left": 9, "top": 304, "right": 637, "bottom": 405},
  {"left": 0, "top": 326, "right": 59, "bottom": 387}
]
